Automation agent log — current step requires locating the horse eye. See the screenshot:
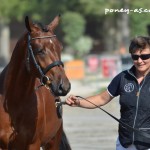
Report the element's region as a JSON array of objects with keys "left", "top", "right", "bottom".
[{"left": 36, "top": 49, "right": 44, "bottom": 55}]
